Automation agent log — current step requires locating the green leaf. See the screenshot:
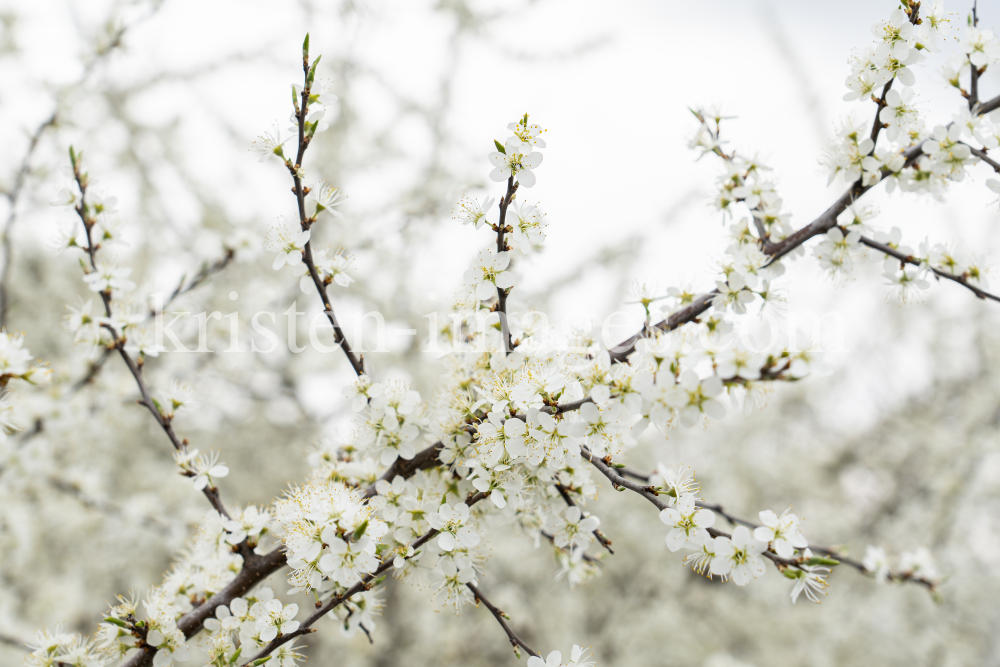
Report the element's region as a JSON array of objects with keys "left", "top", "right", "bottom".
[
  {"left": 806, "top": 556, "right": 840, "bottom": 567},
  {"left": 302, "top": 33, "right": 310, "bottom": 59},
  {"left": 229, "top": 647, "right": 242, "bottom": 664},
  {"left": 783, "top": 568, "right": 801, "bottom": 580},
  {"left": 307, "top": 55, "right": 322, "bottom": 83},
  {"left": 253, "top": 658, "right": 272, "bottom": 666},
  {"left": 103, "top": 617, "right": 128, "bottom": 628},
  {"left": 493, "top": 139, "right": 505, "bottom": 154},
  {"left": 352, "top": 520, "right": 368, "bottom": 541},
  {"left": 522, "top": 112, "right": 528, "bottom": 127}
]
